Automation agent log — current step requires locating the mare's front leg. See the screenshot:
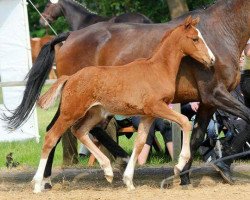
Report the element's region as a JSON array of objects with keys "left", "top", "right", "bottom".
[
  {"left": 123, "top": 116, "right": 154, "bottom": 190},
  {"left": 180, "top": 103, "right": 215, "bottom": 185}
]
